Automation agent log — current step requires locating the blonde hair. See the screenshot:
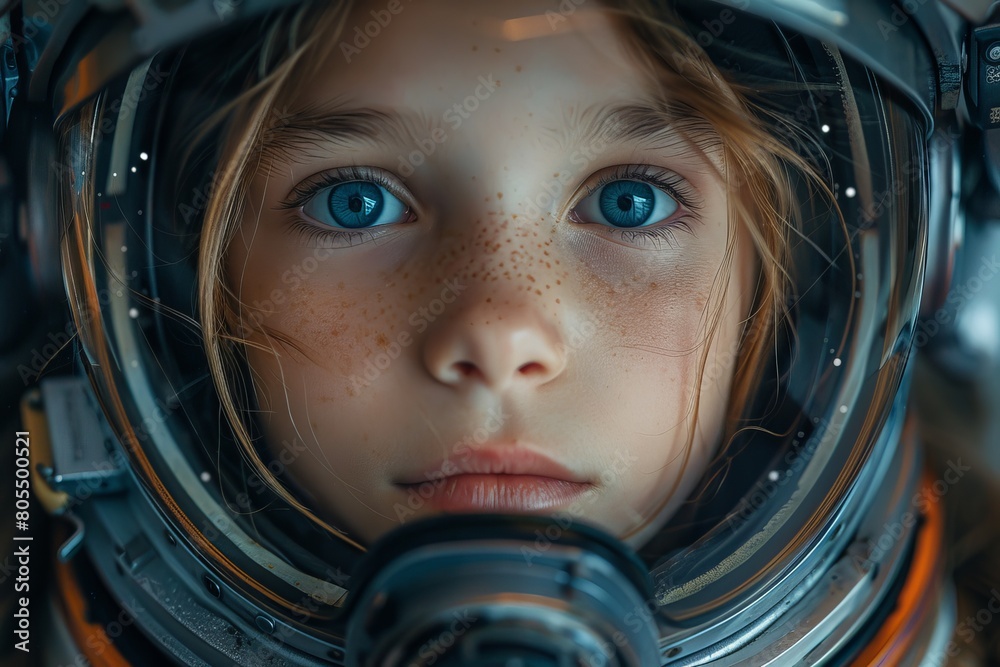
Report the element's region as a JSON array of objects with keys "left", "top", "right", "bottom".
[{"left": 192, "top": 0, "right": 838, "bottom": 546}]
